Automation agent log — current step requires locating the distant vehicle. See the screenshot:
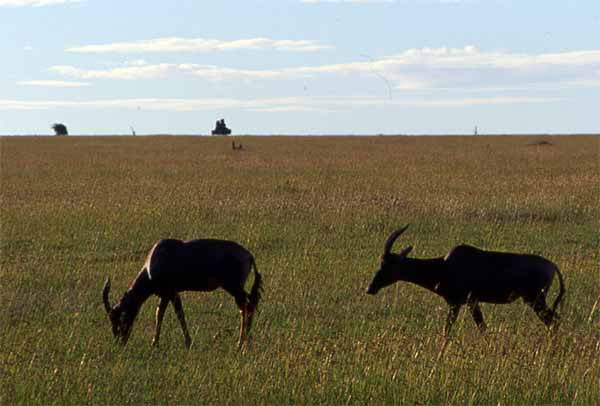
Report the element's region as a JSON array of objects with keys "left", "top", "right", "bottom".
[{"left": 212, "top": 119, "right": 231, "bottom": 135}]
